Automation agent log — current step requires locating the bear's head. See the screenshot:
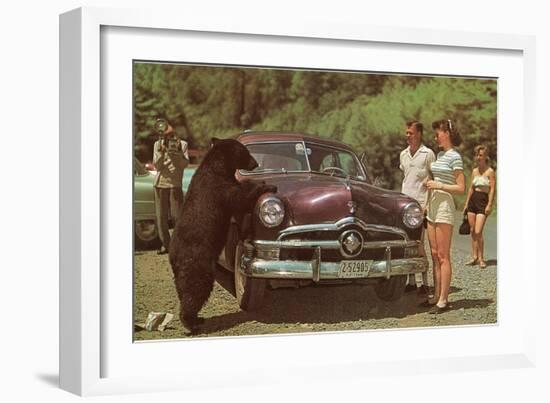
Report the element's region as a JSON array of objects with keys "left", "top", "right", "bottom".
[{"left": 202, "top": 138, "right": 258, "bottom": 177}]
